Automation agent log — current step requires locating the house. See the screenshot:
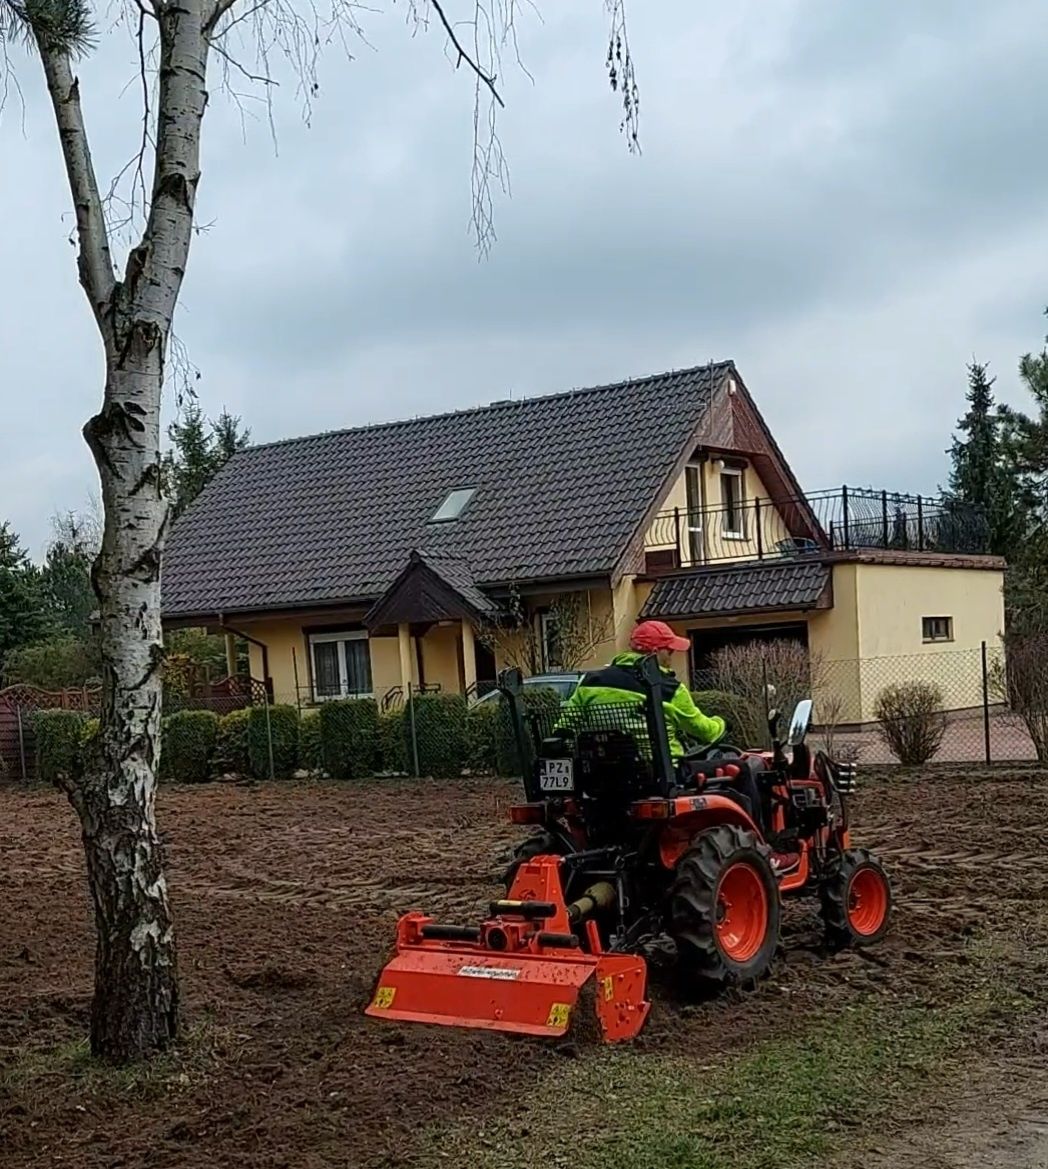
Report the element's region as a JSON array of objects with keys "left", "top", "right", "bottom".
[{"left": 162, "top": 361, "right": 1005, "bottom": 724}]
